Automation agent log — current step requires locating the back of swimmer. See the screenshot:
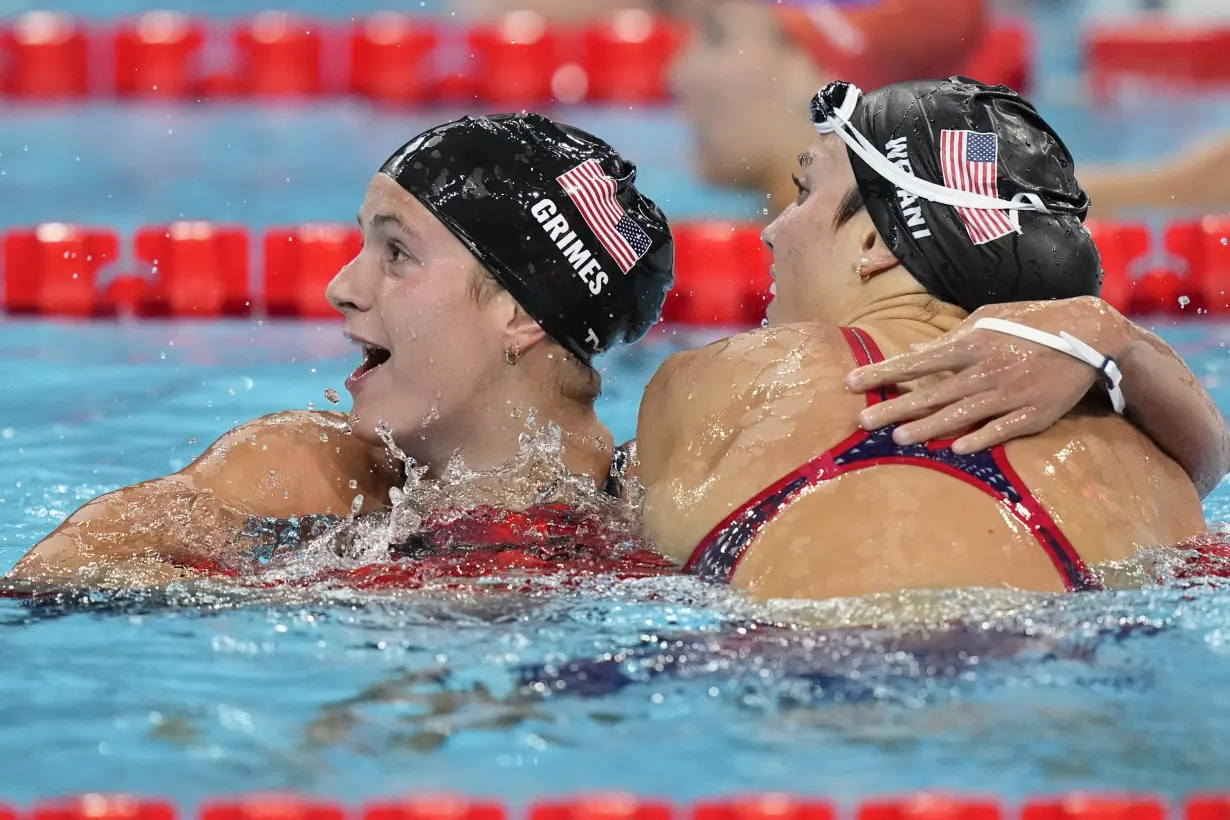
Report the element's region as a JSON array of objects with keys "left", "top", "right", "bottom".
[{"left": 636, "top": 77, "right": 1211, "bottom": 601}]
